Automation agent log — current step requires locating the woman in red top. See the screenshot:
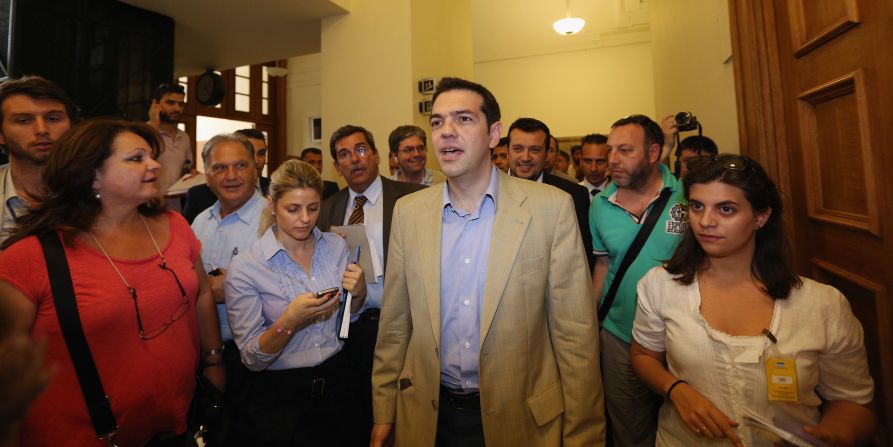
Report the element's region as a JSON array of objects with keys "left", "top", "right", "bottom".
[{"left": 0, "top": 118, "right": 224, "bottom": 446}]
